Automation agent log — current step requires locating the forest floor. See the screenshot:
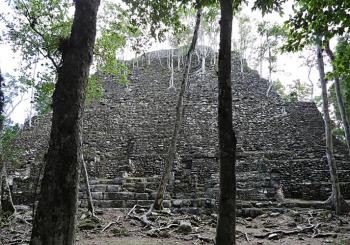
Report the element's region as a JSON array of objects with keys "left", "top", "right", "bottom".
[{"left": 1, "top": 203, "right": 350, "bottom": 245}]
